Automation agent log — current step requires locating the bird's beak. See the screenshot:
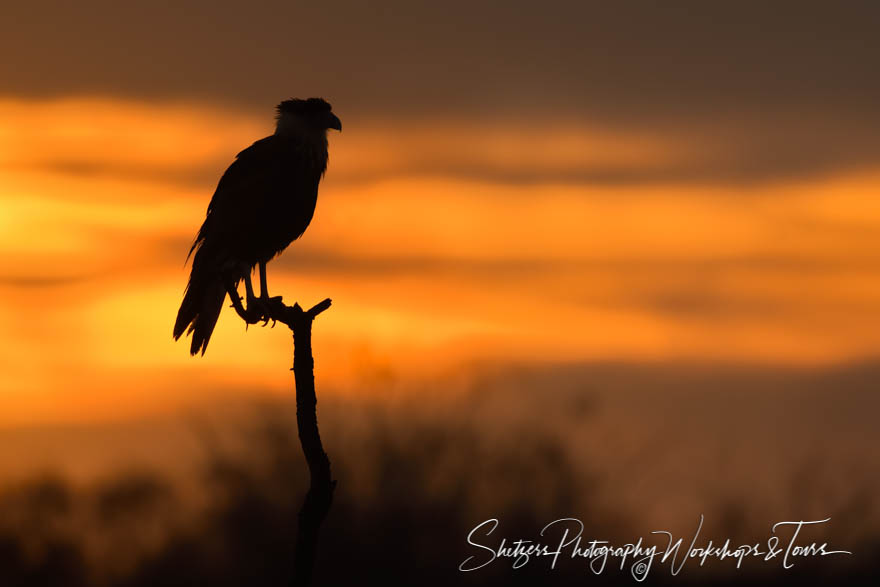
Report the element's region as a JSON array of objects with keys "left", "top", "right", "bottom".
[{"left": 327, "top": 113, "right": 342, "bottom": 132}]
